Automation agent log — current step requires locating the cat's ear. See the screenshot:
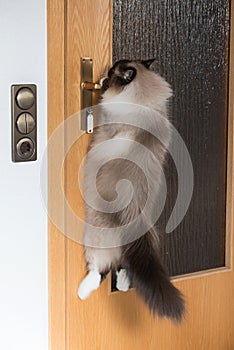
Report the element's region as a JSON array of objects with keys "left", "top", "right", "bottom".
[
  {"left": 141, "top": 59, "right": 156, "bottom": 69},
  {"left": 123, "top": 67, "right": 137, "bottom": 83}
]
